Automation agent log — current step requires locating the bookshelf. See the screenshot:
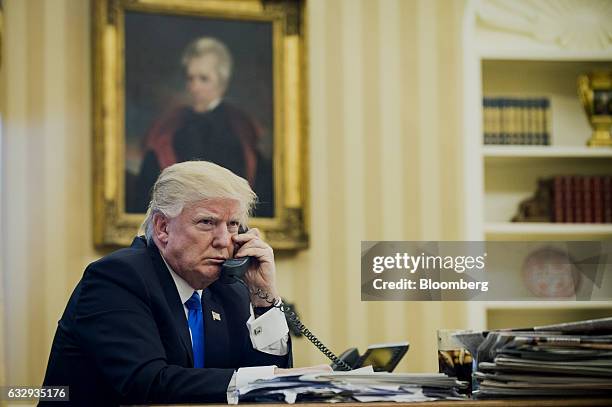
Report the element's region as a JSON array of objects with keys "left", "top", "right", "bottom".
[{"left": 463, "top": 0, "right": 612, "bottom": 332}]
